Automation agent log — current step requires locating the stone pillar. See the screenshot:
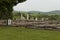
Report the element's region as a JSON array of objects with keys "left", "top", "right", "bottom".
[
  {"left": 8, "top": 19, "right": 12, "bottom": 25},
  {"left": 35, "top": 17, "right": 38, "bottom": 21},
  {"left": 41, "top": 18, "right": 44, "bottom": 21},
  {"left": 27, "top": 14, "right": 29, "bottom": 20},
  {"left": 46, "top": 18, "right": 48, "bottom": 21},
  {"left": 21, "top": 13, "right": 23, "bottom": 20}
]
